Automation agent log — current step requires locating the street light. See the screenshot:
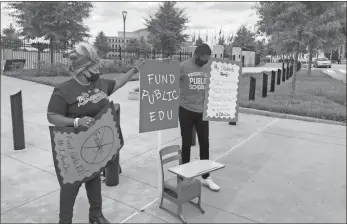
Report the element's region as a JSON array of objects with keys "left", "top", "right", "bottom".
[{"left": 122, "top": 11, "right": 127, "bottom": 62}]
